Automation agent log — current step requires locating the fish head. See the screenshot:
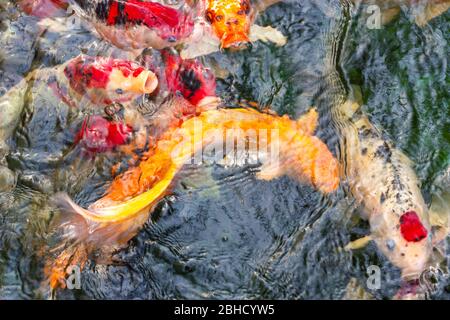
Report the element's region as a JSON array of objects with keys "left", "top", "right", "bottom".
[
  {"left": 75, "top": 115, "right": 133, "bottom": 153},
  {"left": 371, "top": 208, "right": 433, "bottom": 280},
  {"left": 18, "top": 0, "right": 68, "bottom": 18},
  {"left": 64, "top": 56, "right": 158, "bottom": 105},
  {"left": 163, "top": 50, "right": 217, "bottom": 106},
  {"left": 206, "top": 0, "right": 253, "bottom": 49}
]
